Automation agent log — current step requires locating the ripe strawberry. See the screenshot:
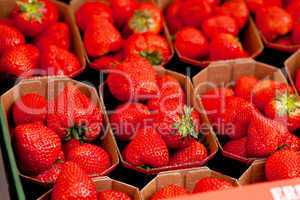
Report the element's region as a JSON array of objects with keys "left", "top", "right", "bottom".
[
  {"left": 98, "top": 190, "right": 132, "bottom": 200},
  {"left": 12, "top": 93, "right": 47, "bottom": 125},
  {"left": 35, "top": 22, "right": 70, "bottom": 50},
  {"left": 0, "top": 44, "right": 39, "bottom": 77},
  {"left": 175, "top": 27, "right": 209, "bottom": 59},
  {"left": 35, "top": 162, "right": 63, "bottom": 183},
  {"left": 12, "top": 0, "right": 59, "bottom": 37},
  {"left": 47, "top": 84, "right": 103, "bottom": 142},
  {"left": 0, "top": 19, "right": 15, "bottom": 27},
  {"left": 265, "top": 150, "right": 300, "bottom": 181},
  {"left": 276, "top": 37, "right": 292, "bottom": 46},
  {"left": 123, "top": 127, "right": 169, "bottom": 168},
  {"left": 234, "top": 76, "right": 258, "bottom": 101},
  {"left": 0, "top": 24, "right": 25, "bottom": 55},
  {"left": 51, "top": 161, "right": 97, "bottom": 200},
  {"left": 111, "top": 0, "right": 138, "bottom": 28},
  {"left": 75, "top": 2, "right": 113, "bottom": 31},
  {"left": 246, "top": 0, "right": 282, "bottom": 13},
  {"left": 90, "top": 54, "right": 122, "bottom": 71},
  {"left": 255, "top": 6, "right": 293, "bottom": 41},
  {"left": 209, "top": 33, "right": 247, "bottom": 61},
  {"left": 150, "top": 184, "right": 188, "bottom": 200},
  {"left": 286, "top": 0, "right": 300, "bottom": 25},
  {"left": 169, "top": 140, "right": 207, "bottom": 166},
  {"left": 84, "top": 18, "right": 122, "bottom": 57},
  {"left": 128, "top": 3, "right": 163, "bottom": 34},
  {"left": 295, "top": 69, "right": 300, "bottom": 93},
  {"left": 15, "top": 122, "right": 62, "bottom": 175},
  {"left": 202, "top": 15, "right": 239, "bottom": 39},
  {"left": 223, "top": 137, "right": 247, "bottom": 157},
  {"left": 193, "top": 177, "right": 234, "bottom": 193},
  {"left": 125, "top": 33, "right": 171, "bottom": 65},
  {"left": 283, "top": 133, "right": 300, "bottom": 151},
  {"left": 165, "top": 0, "right": 183, "bottom": 34},
  {"left": 110, "top": 103, "right": 150, "bottom": 141},
  {"left": 62, "top": 139, "right": 81, "bottom": 155},
  {"left": 292, "top": 23, "right": 300, "bottom": 45},
  {"left": 107, "top": 56, "right": 158, "bottom": 101}
]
